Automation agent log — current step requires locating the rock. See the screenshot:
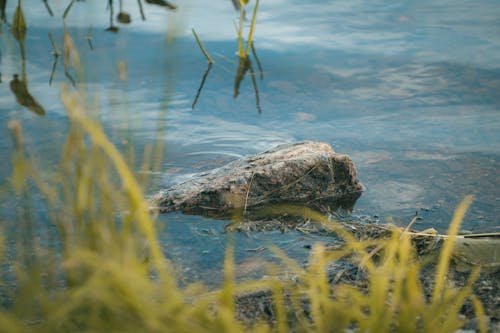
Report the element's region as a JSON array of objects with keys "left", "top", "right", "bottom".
[{"left": 150, "top": 141, "right": 364, "bottom": 218}]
